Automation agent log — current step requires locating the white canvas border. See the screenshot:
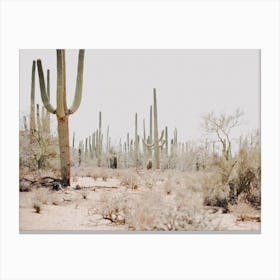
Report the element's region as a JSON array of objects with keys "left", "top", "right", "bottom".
[{"left": 0, "top": 1, "right": 279, "bottom": 279}]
